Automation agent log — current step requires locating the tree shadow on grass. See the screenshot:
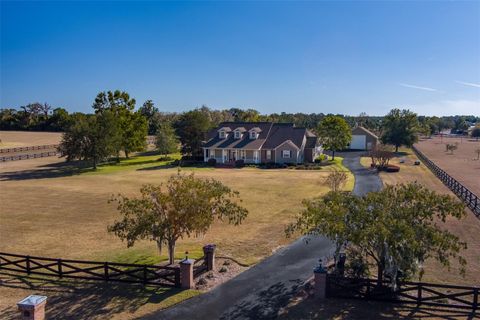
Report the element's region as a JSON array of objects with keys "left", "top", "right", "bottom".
[
  {"left": 277, "top": 297, "right": 477, "bottom": 320},
  {"left": 217, "top": 279, "right": 476, "bottom": 320},
  {"left": 273, "top": 280, "right": 477, "bottom": 320},
  {"left": 0, "top": 160, "right": 94, "bottom": 181},
  {"left": 0, "top": 273, "right": 187, "bottom": 320}
]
